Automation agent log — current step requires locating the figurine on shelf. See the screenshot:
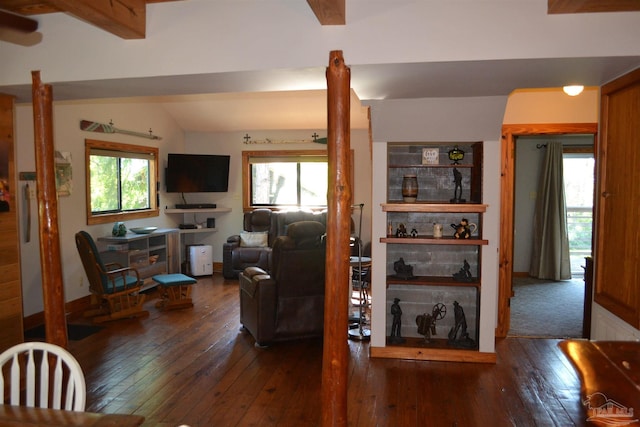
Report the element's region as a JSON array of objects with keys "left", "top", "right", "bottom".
[
  {"left": 416, "top": 302, "right": 446, "bottom": 343},
  {"left": 452, "top": 259, "right": 473, "bottom": 282},
  {"left": 393, "top": 257, "right": 414, "bottom": 280},
  {"left": 450, "top": 167, "right": 465, "bottom": 203},
  {"left": 395, "top": 223, "right": 408, "bottom": 238},
  {"left": 410, "top": 228, "right": 418, "bottom": 238},
  {"left": 448, "top": 301, "right": 476, "bottom": 349},
  {"left": 389, "top": 298, "right": 405, "bottom": 344},
  {"left": 451, "top": 218, "right": 477, "bottom": 239}
]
